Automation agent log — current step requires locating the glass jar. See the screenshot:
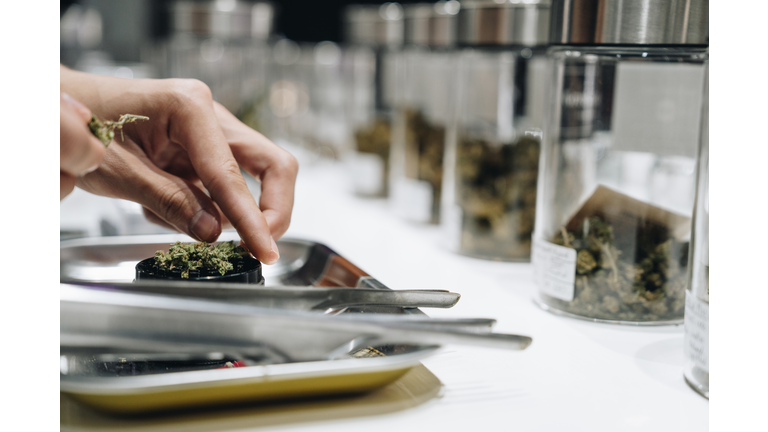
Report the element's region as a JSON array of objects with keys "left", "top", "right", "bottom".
[
  {"left": 166, "top": 1, "right": 274, "bottom": 116},
  {"left": 534, "top": 46, "right": 707, "bottom": 324},
  {"left": 533, "top": 0, "right": 708, "bottom": 325},
  {"left": 391, "top": 2, "right": 459, "bottom": 224},
  {"left": 684, "top": 62, "right": 708, "bottom": 398},
  {"left": 307, "top": 41, "right": 348, "bottom": 159},
  {"left": 441, "top": 0, "right": 551, "bottom": 260},
  {"left": 343, "top": 3, "right": 403, "bottom": 197},
  {"left": 264, "top": 38, "right": 307, "bottom": 146}
]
